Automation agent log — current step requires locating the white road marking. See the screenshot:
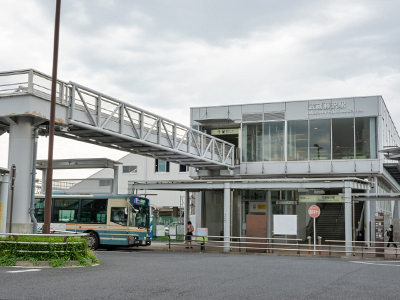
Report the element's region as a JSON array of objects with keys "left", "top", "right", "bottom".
[
  {"left": 350, "top": 261, "right": 400, "bottom": 267},
  {"left": 7, "top": 269, "right": 42, "bottom": 273}
]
